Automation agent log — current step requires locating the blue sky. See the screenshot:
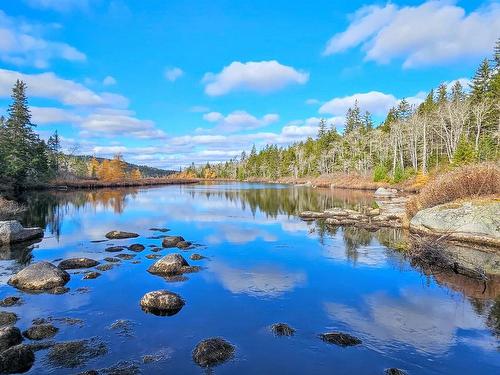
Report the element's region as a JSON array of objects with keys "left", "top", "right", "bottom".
[{"left": 0, "top": 0, "right": 499, "bottom": 169}]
